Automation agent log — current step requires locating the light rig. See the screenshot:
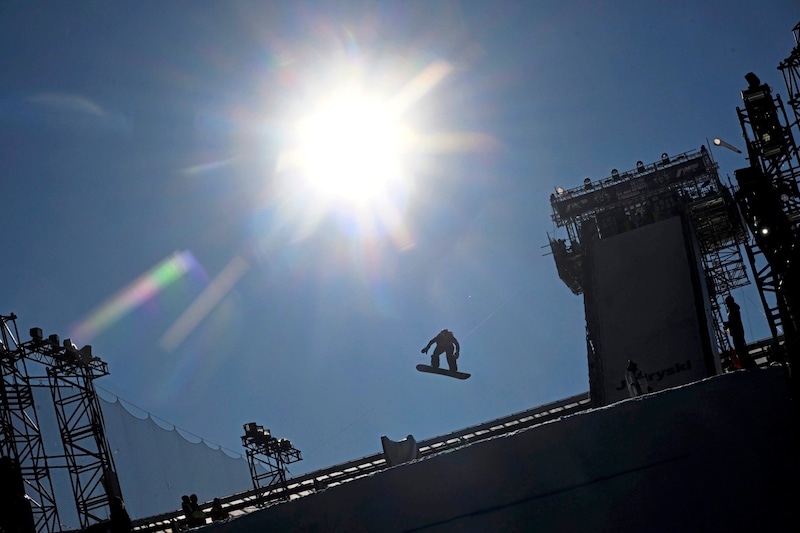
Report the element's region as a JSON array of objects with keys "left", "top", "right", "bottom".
[
  {"left": 547, "top": 21, "right": 800, "bottom": 405},
  {"left": 1, "top": 313, "right": 120, "bottom": 532},
  {"left": 241, "top": 422, "right": 302, "bottom": 502},
  {"left": 731, "top": 21, "right": 800, "bottom": 391}
]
